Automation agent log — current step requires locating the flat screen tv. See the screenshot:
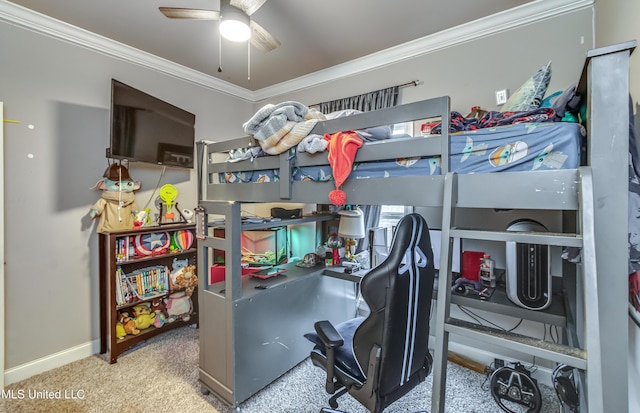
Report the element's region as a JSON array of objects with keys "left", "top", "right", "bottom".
[{"left": 108, "top": 79, "right": 196, "bottom": 169}]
